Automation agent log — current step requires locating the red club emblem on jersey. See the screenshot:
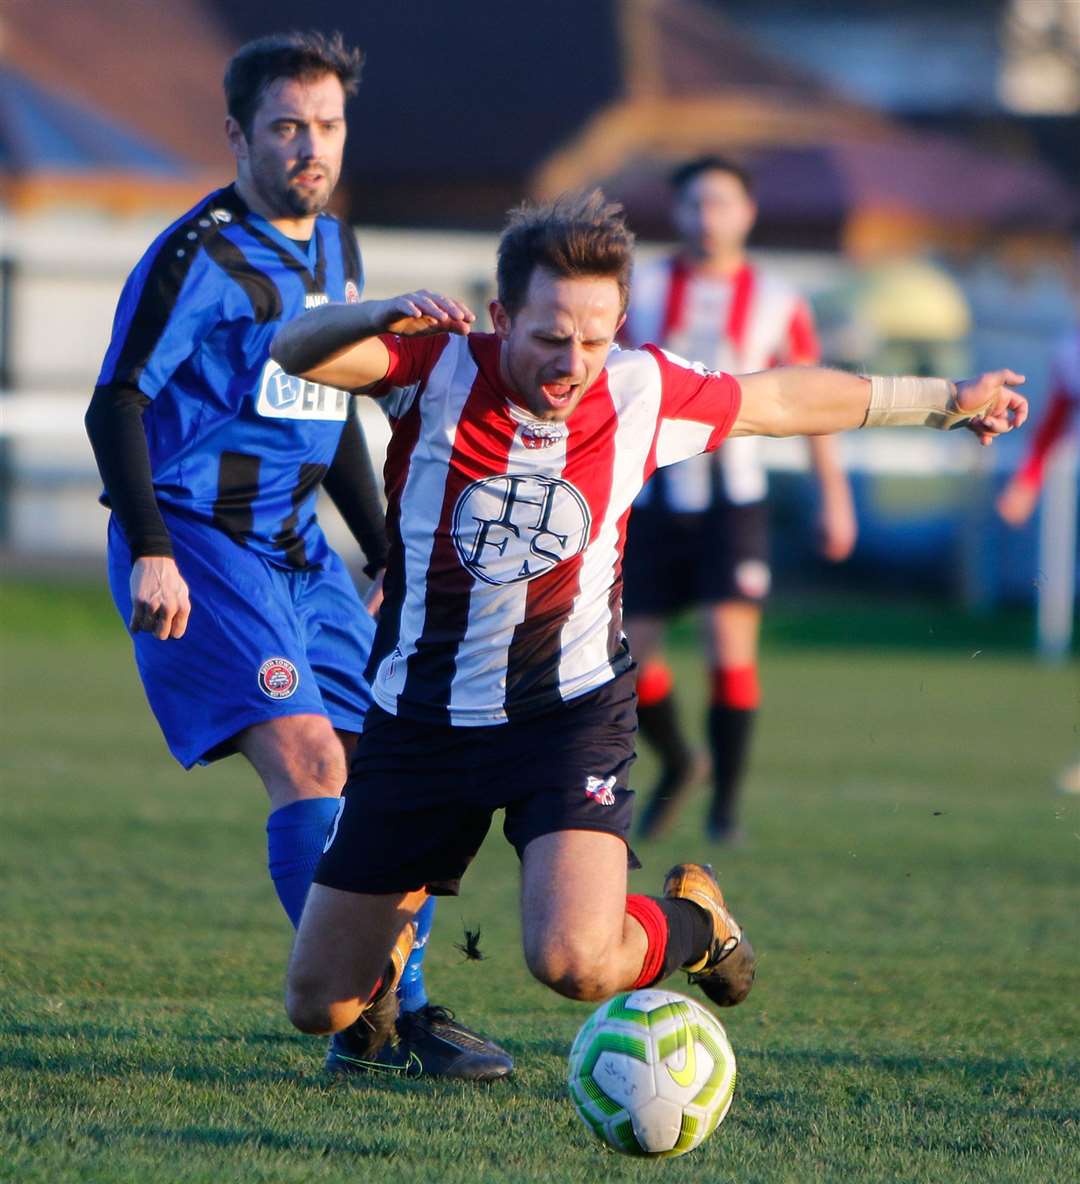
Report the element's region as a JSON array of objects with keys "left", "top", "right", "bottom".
[
  {"left": 521, "top": 422, "right": 566, "bottom": 450},
  {"left": 258, "top": 657, "right": 300, "bottom": 699},
  {"left": 344, "top": 281, "right": 361, "bottom": 304}
]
